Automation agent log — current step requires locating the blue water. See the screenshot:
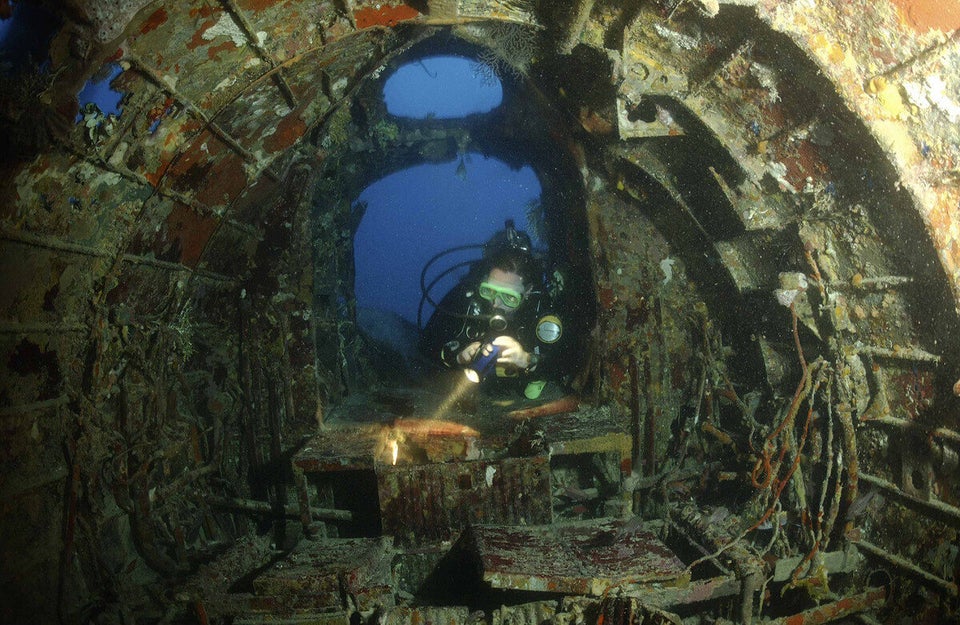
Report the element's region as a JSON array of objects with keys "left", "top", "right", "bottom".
[
  {"left": 76, "top": 63, "right": 125, "bottom": 119},
  {"left": 353, "top": 153, "right": 542, "bottom": 326},
  {"left": 384, "top": 55, "right": 502, "bottom": 119},
  {"left": 356, "top": 55, "right": 538, "bottom": 327}
]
